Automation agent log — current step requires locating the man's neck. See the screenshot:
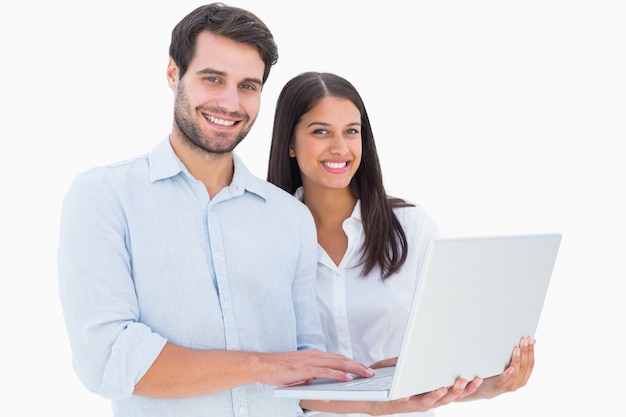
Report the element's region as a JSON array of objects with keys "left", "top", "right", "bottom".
[{"left": 169, "top": 133, "right": 234, "bottom": 199}]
